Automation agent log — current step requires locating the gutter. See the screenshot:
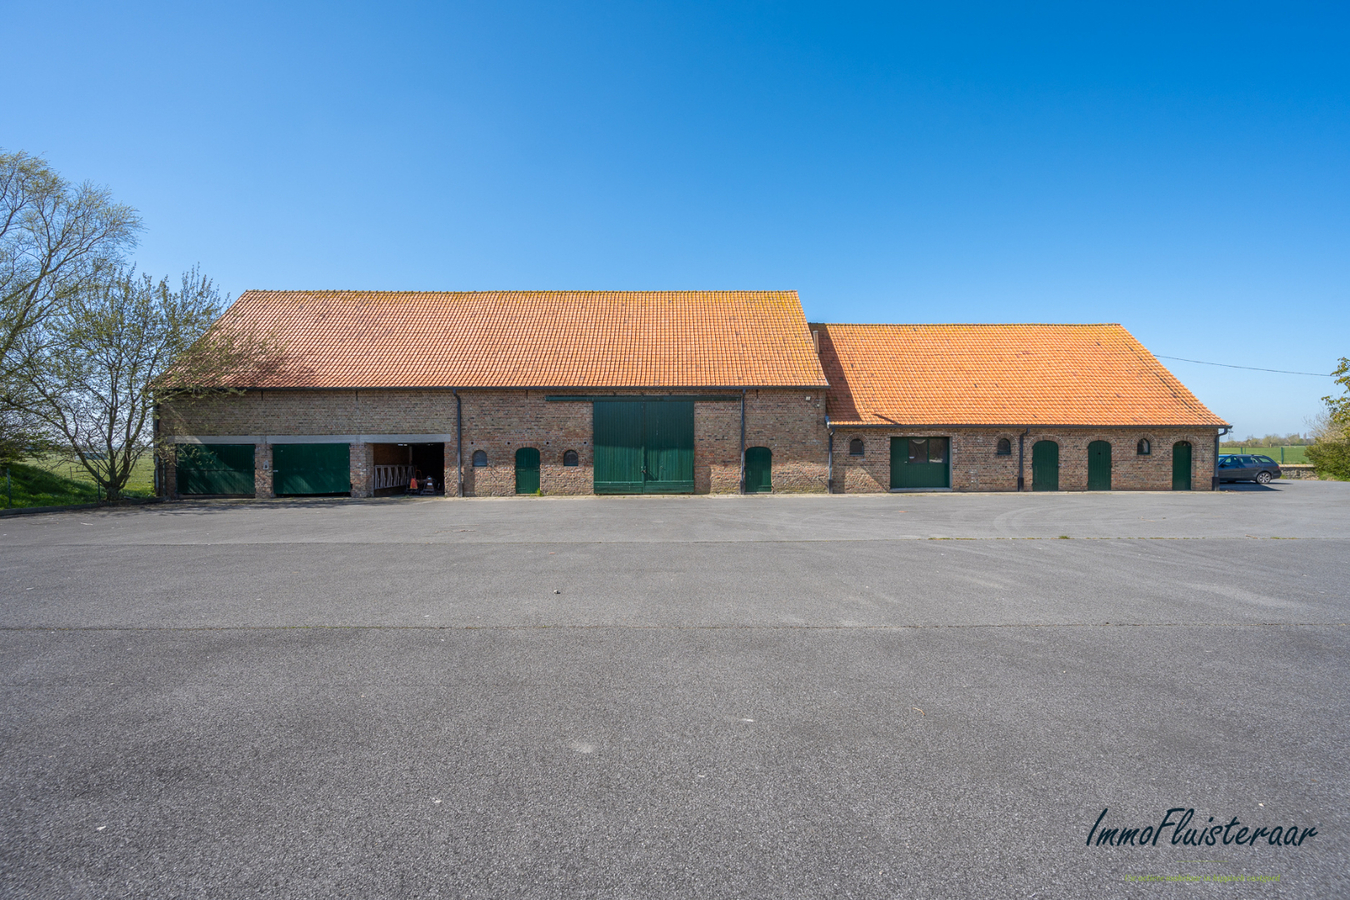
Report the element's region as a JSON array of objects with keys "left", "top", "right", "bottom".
[
  {"left": 1214, "top": 426, "right": 1230, "bottom": 490},
  {"left": 826, "top": 416, "right": 834, "bottom": 494},
  {"left": 1018, "top": 428, "right": 1028, "bottom": 491},
  {"left": 223, "top": 383, "right": 830, "bottom": 394},
  {"left": 831, "top": 421, "right": 1230, "bottom": 429}
]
